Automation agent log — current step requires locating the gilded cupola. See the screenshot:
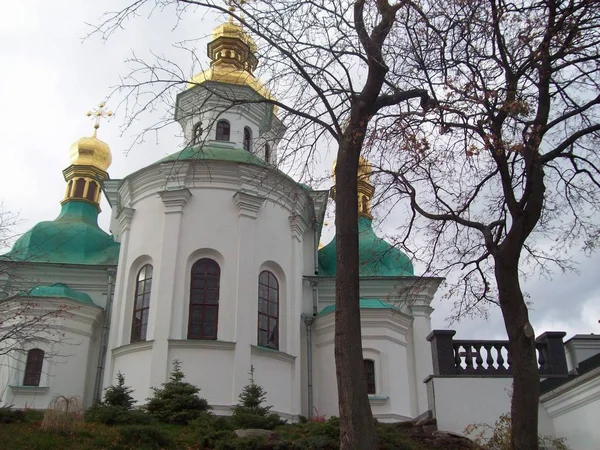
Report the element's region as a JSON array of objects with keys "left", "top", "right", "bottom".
[
  {"left": 62, "top": 103, "right": 113, "bottom": 209},
  {"left": 187, "top": 7, "right": 270, "bottom": 98}
]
